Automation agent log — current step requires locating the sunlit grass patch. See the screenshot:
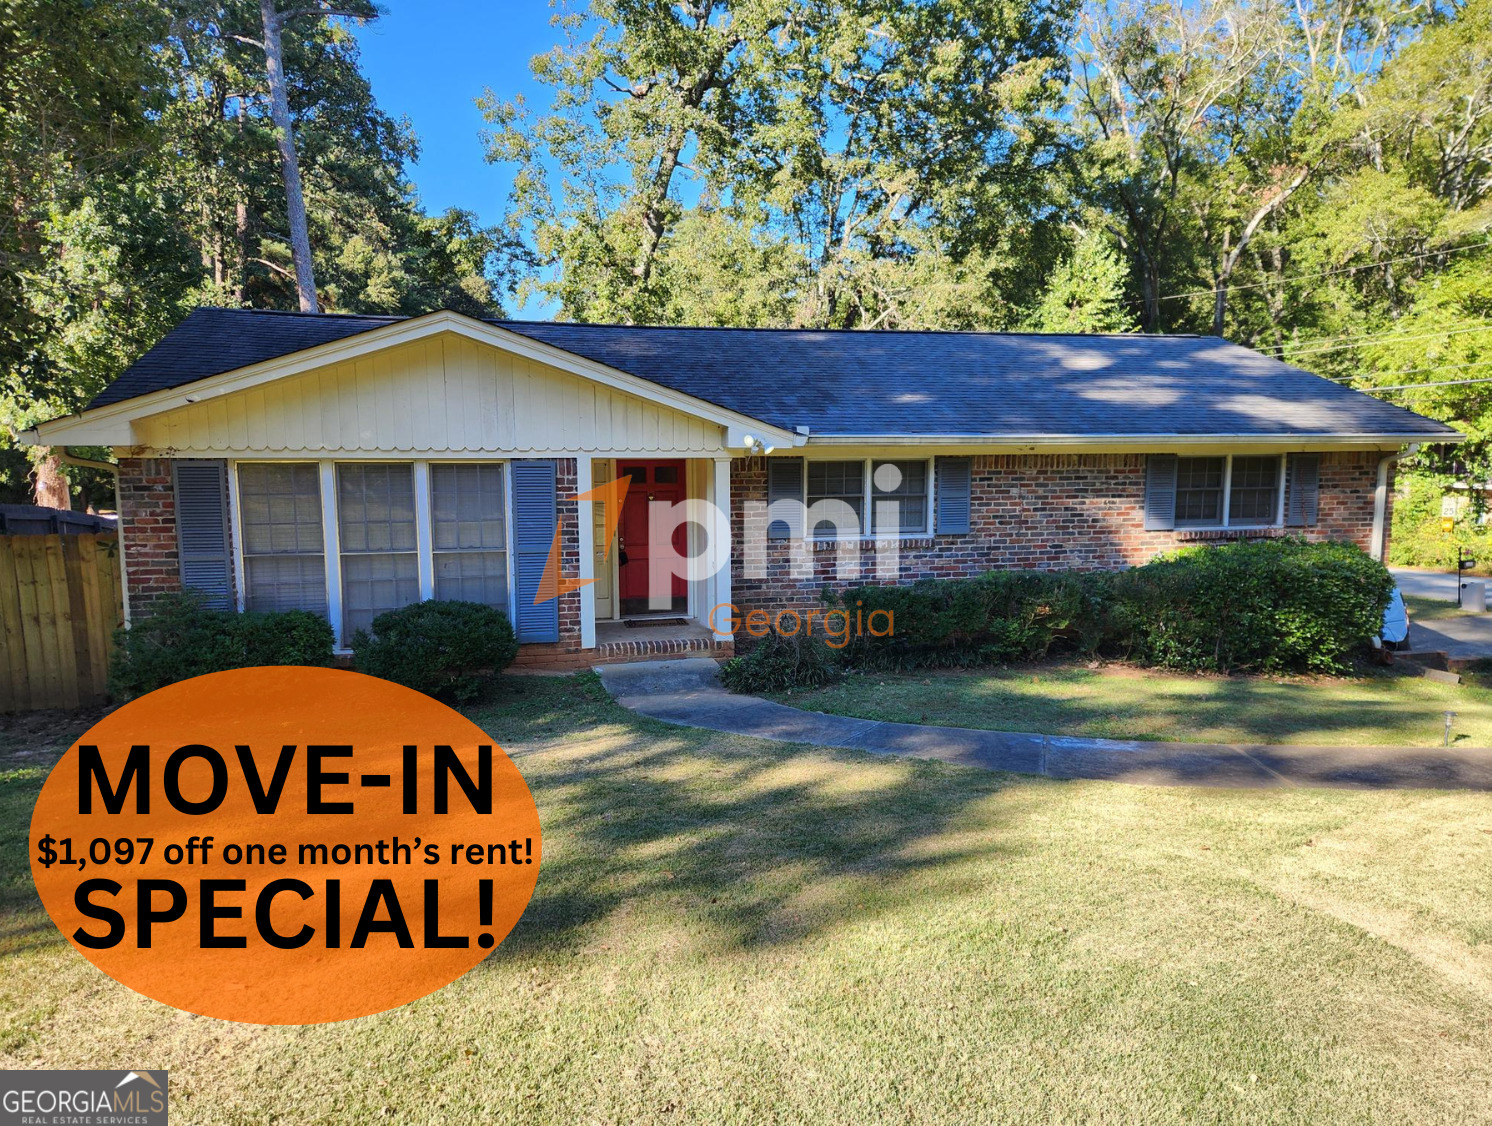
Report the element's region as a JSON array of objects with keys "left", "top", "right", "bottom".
[{"left": 1, "top": 673, "right": 1490, "bottom": 1122}]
